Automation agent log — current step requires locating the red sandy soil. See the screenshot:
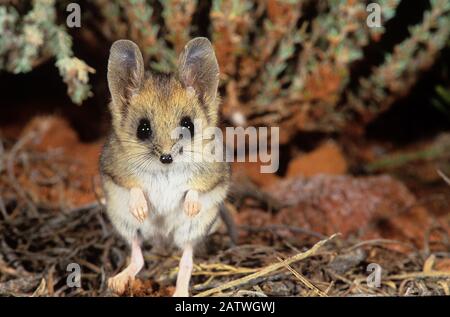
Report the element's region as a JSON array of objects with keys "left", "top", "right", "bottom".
[
  {"left": 237, "top": 174, "right": 448, "bottom": 252},
  {"left": 286, "top": 140, "right": 348, "bottom": 177},
  {"left": 8, "top": 116, "right": 102, "bottom": 207}
]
